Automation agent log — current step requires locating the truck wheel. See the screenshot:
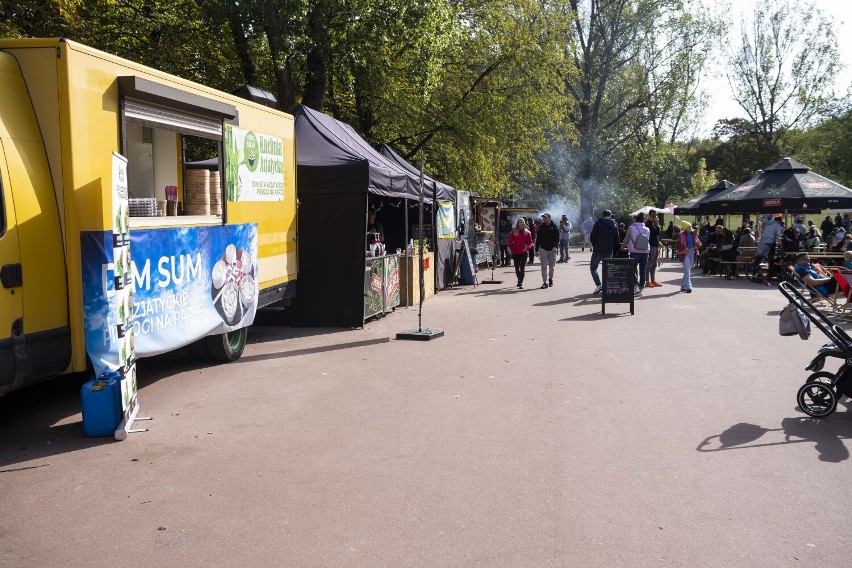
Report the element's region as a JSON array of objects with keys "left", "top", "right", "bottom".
[{"left": 205, "top": 328, "right": 247, "bottom": 362}]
